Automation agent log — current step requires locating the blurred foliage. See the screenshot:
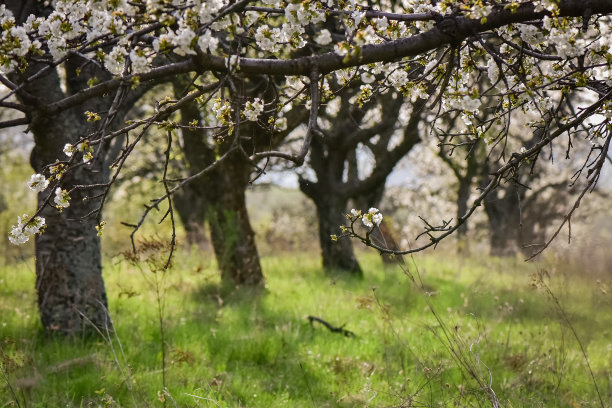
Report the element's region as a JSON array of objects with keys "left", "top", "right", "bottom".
[{"left": 247, "top": 185, "right": 319, "bottom": 255}]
